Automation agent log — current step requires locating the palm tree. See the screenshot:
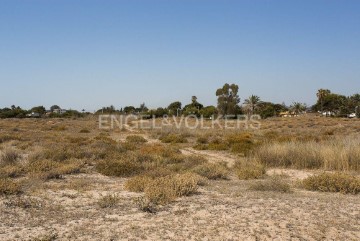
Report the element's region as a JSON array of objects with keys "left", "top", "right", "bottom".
[
  {"left": 316, "top": 89, "right": 331, "bottom": 112},
  {"left": 244, "top": 95, "right": 261, "bottom": 115},
  {"left": 290, "top": 102, "right": 306, "bottom": 115}
]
